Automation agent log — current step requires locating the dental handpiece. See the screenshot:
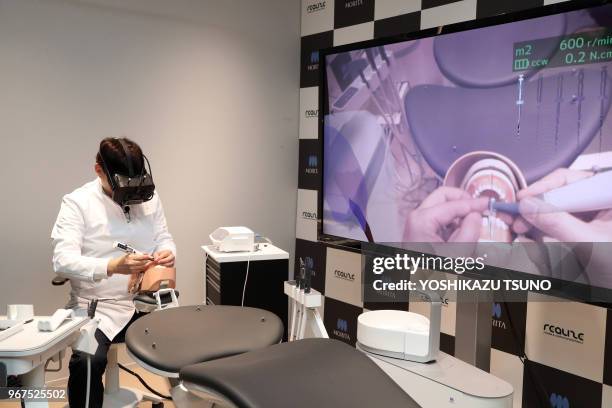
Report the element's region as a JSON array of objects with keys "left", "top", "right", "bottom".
[
  {"left": 113, "top": 241, "right": 138, "bottom": 254},
  {"left": 490, "top": 170, "right": 612, "bottom": 215},
  {"left": 113, "top": 242, "right": 154, "bottom": 260}
]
